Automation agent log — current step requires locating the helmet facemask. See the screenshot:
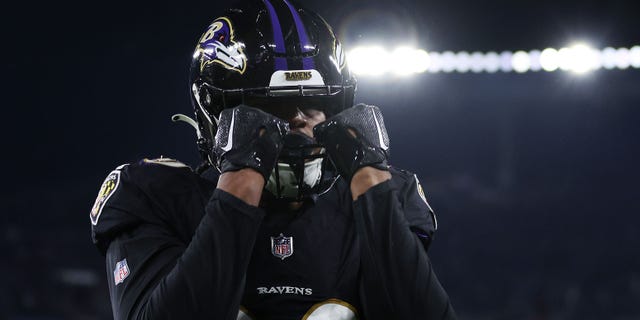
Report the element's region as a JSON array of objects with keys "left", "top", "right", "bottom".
[
  {"left": 191, "top": 80, "right": 345, "bottom": 201},
  {"left": 265, "top": 132, "right": 338, "bottom": 201}
]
